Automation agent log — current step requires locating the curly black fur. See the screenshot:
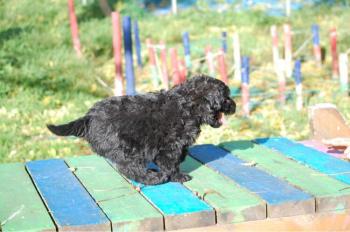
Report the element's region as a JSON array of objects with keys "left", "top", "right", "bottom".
[{"left": 48, "top": 75, "right": 236, "bottom": 185}]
